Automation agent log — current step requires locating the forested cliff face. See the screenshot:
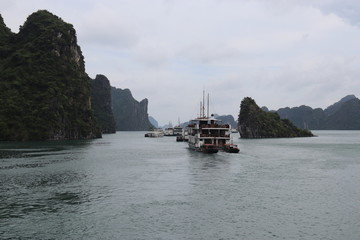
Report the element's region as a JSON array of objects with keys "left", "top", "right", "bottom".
[
  {"left": 0, "top": 10, "right": 101, "bottom": 140},
  {"left": 238, "top": 97, "right": 313, "bottom": 138},
  {"left": 91, "top": 75, "right": 116, "bottom": 134},
  {"left": 111, "top": 87, "right": 153, "bottom": 131}
]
